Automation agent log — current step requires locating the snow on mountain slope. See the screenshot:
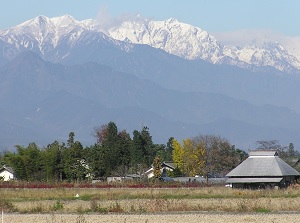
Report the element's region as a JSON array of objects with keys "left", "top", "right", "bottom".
[
  {"left": 107, "top": 17, "right": 223, "bottom": 63},
  {"left": 0, "top": 15, "right": 299, "bottom": 73},
  {"left": 106, "top": 17, "right": 300, "bottom": 72},
  {"left": 223, "top": 42, "right": 300, "bottom": 71},
  {"left": 0, "top": 15, "right": 132, "bottom": 62},
  {"left": 0, "top": 15, "right": 84, "bottom": 53}
]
